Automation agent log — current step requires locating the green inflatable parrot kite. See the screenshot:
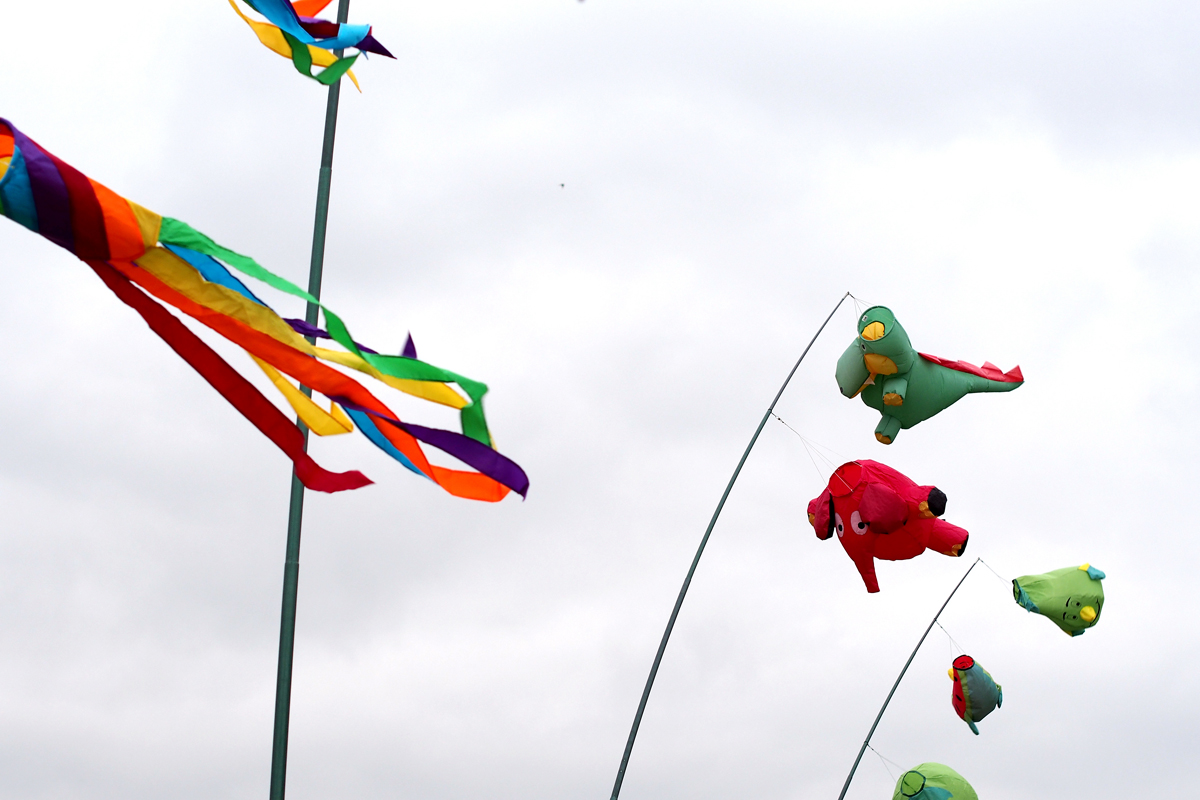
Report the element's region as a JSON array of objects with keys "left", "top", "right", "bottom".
[
  {"left": 893, "top": 763, "right": 978, "bottom": 800},
  {"left": 836, "top": 306, "right": 1023, "bottom": 444},
  {"left": 1013, "top": 563, "right": 1106, "bottom": 636}
]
